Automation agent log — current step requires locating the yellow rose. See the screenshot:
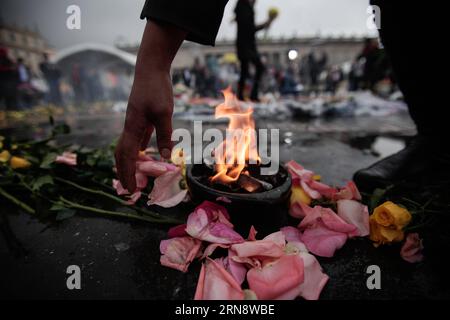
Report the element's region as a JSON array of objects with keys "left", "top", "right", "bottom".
[
  {"left": 290, "top": 185, "right": 312, "bottom": 206},
  {"left": 0, "top": 150, "right": 11, "bottom": 163},
  {"left": 369, "top": 201, "right": 411, "bottom": 246},
  {"left": 10, "top": 156, "right": 31, "bottom": 169},
  {"left": 372, "top": 201, "right": 411, "bottom": 230},
  {"left": 369, "top": 219, "right": 404, "bottom": 247}
]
